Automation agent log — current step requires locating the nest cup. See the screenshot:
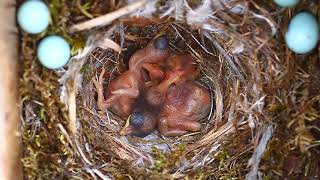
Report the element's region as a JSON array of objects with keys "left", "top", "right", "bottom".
[
  {"left": 76, "top": 23, "right": 257, "bottom": 172},
  {"left": 80, "top": 24, "right": 225, "bottom": 160}
]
